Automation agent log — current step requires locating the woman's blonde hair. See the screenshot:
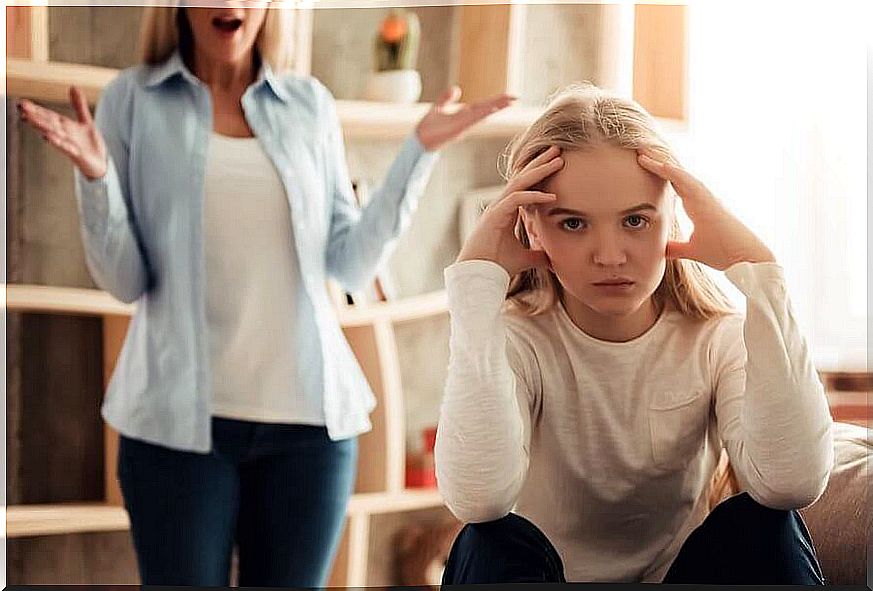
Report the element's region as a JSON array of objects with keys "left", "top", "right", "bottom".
[
  {"left": 503, "top": 82, "right": 735, "bottom": 321},
  {"left": 139, "top": 5, "right": 295, "bottom": 72}
]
